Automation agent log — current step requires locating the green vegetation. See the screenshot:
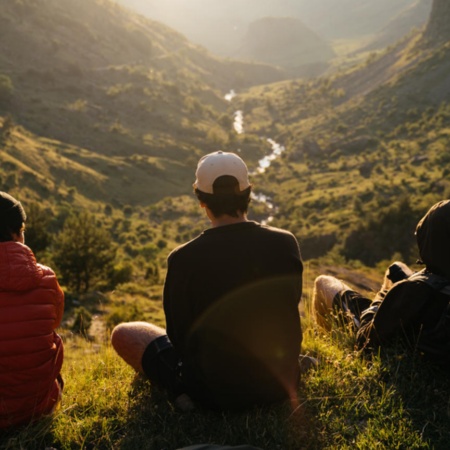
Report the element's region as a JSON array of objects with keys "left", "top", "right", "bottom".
[
  {"left": 1, "top": 277, "right": 449, "bottom": 449},
  {"left": 1, "top": 0, "right": 450, "bottom": 447},
  {"left": 0, "top": 75, "right": 13, "bottom": 103},
  {"left": 53, "top": 212, "right": 118, "bottom": 293},
  {"left": 0, "top": 0, "right": 285, "bottom": 174},
  {"left": 236, "top": 32, "right": 450, "bottom": 263}
]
